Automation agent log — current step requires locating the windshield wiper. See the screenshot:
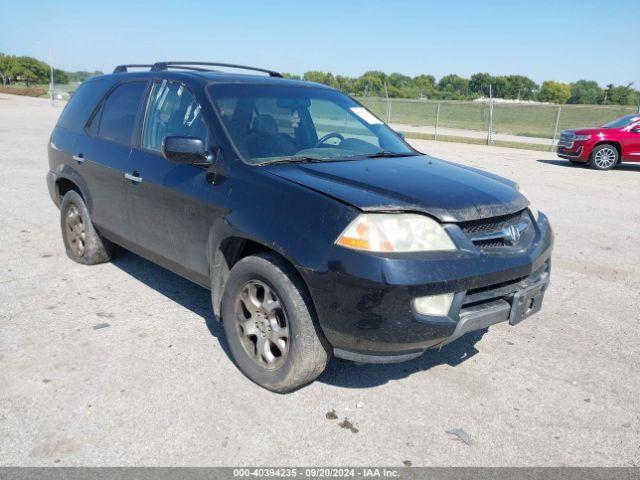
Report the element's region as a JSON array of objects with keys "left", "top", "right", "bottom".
[
  {"left": 364, "top": 151, "right": 415, "bottom": 158},
  {"left": 255, "top": 156, "right": 329, "bottom": 166}
]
